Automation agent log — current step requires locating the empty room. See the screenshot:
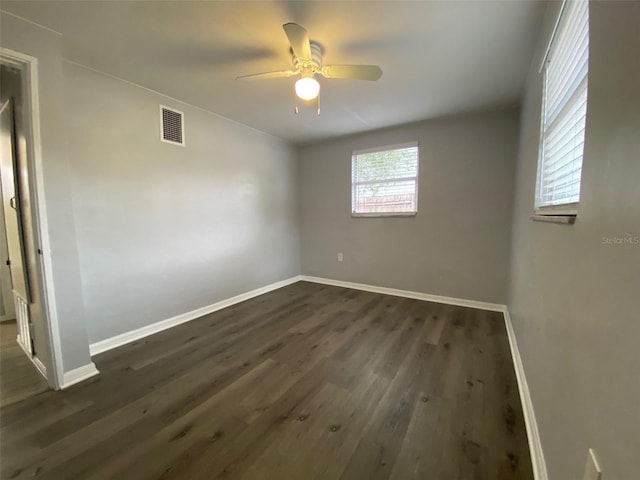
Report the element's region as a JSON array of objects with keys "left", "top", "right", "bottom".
[{"left": 0, "top": 1, "right": 638, "bottom": 479}]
